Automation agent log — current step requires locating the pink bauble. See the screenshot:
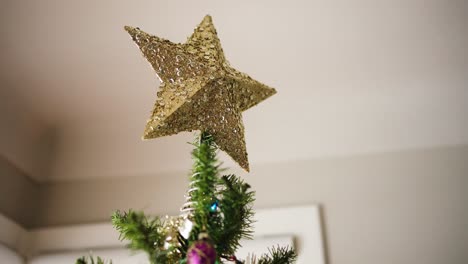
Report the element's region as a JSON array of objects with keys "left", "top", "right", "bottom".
[{"left": 187, "top": 239, "right": 217, "bottom": 264}]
